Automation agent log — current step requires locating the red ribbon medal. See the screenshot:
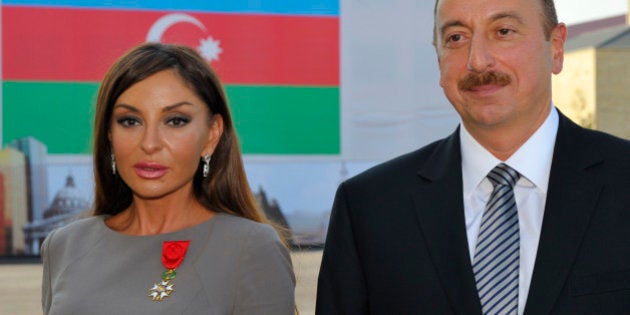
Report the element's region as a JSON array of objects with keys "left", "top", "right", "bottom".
[{"left": 148, "top": 240, "right": 190, "bottom": 301}]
